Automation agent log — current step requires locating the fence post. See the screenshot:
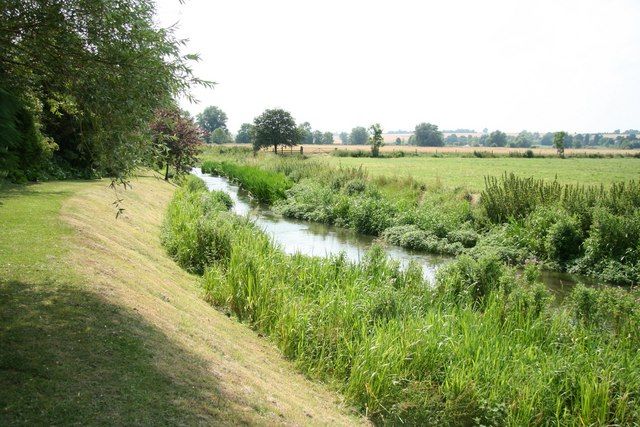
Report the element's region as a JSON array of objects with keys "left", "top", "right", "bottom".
[{"left": 300, "top": 146, "right": 304, "bottom": 155}]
